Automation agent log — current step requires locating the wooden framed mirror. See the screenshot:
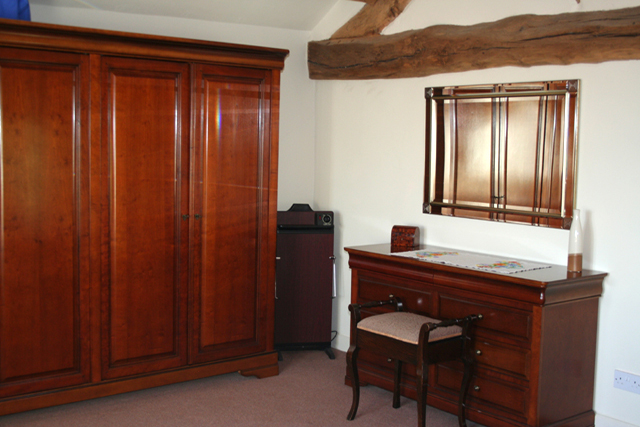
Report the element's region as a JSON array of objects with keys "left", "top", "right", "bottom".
[{"left": 424, "top": 80, "right": 579, "bottom": 229}]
